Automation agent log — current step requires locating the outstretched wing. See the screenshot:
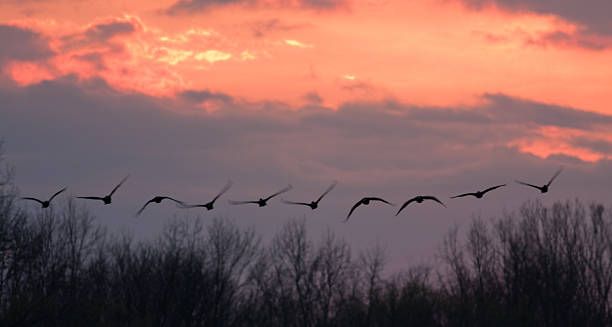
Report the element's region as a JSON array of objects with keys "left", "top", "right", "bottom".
[
  {"left": 345, "top": 200, "right": 363, "bottom": 222},
  {"left": 21, "top": 197, "right": 44, "bottom": 205},
  {"left": 396, "top": 198, "right": 418, "bottom": 216},
  {"left": 450, "top": 192, "right": 476, "bottom": 199},
  {"left": 515, "top": 180, "right": 542, "bottom": 190},
  {"left": 212, "top": 180, "right": 233, "bottom": 203},
  {"left": 481, "top": 184, "right": 506, "bottom": 195},
  {"left": 315, "top": 181, "right": 338, "bottom": 203},
  {"left": 77, "top": 196, "right": 105, "bottom": 201},
  {"left": 367, "top": 197, "right": 393, "bottom": 206},
  {"left": 109, "top": 175, "right": 129, "bottom": 196},
  {"left": 546, "top": 167, "right": 563, "bottom": 187},
  {"left": 48, "top": 187, "right": 67, "bottom": 202},
  {"left": 228, "top": 200, "right": 259, "bottom": 205},
  {"left": 136, "top": 199, "right": 155, "bottom": 216},
  {"left": 423, "top": 196, "right": 446, "bottom": 207},
  {"left": 282, "top": 199, "right": 311, "bottom": 207},
  {"left": 264, "top": 184, "right": 293, "bottom": 201}
]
